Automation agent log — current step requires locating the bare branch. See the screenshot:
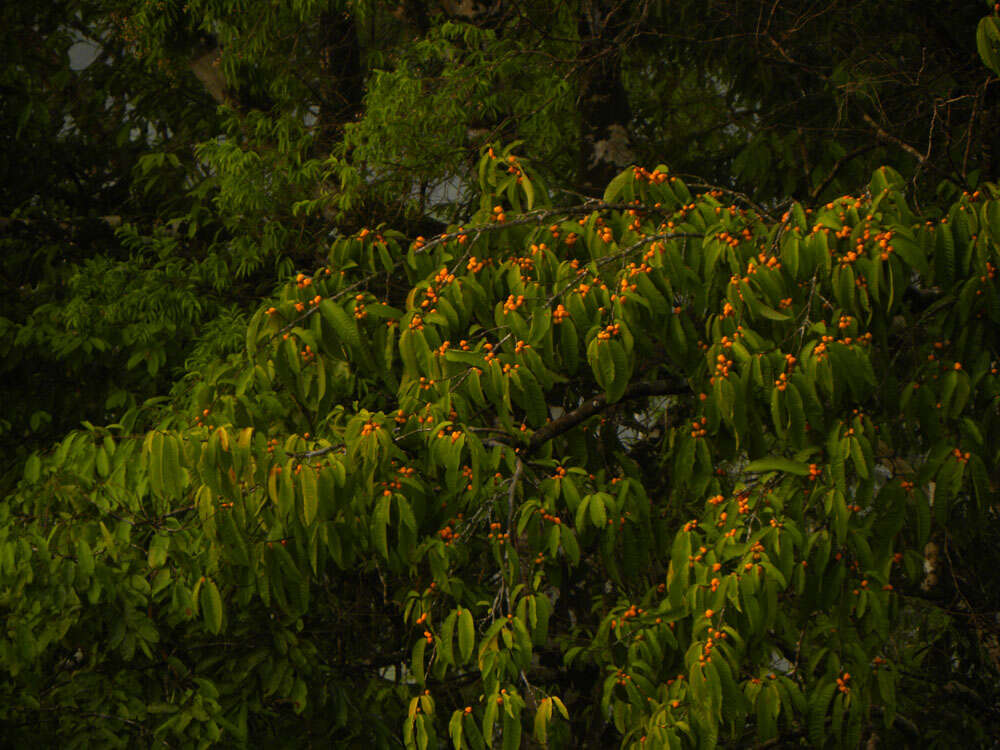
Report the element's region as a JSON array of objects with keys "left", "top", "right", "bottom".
[{"left": 527, "top": 377, "right": 688, "bottom": 453}]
